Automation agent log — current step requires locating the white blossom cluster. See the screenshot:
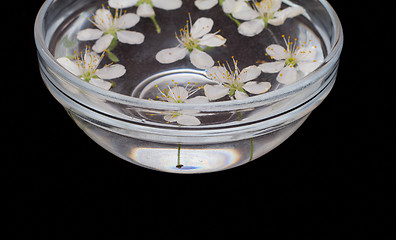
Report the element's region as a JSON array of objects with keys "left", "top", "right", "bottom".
[{"left": 56, "top": 0, "right": 322, "bottom": 125}]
